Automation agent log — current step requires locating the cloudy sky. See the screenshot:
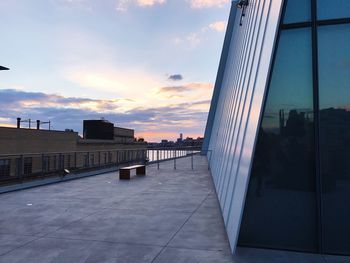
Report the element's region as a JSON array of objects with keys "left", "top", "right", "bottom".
[{"left": 0, "top": 0, "right": 231, "bottom": 142}]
